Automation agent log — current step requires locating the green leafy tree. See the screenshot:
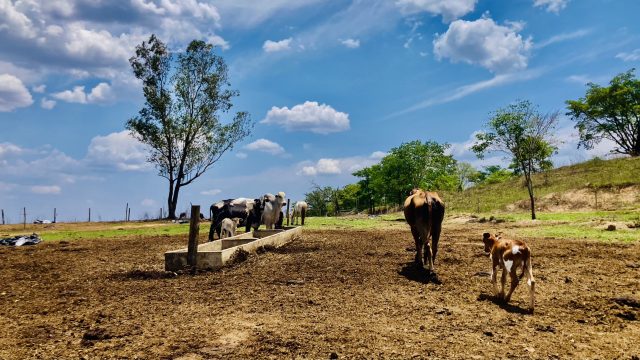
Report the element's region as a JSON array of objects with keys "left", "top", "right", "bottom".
[
  {"left": 304, "top": 183, "right": 334, "bottom": 216},
  {"left": 339, "top": 183, "right": 361, "bottom": 212},
  {"left": 566, "top": 69, "right": 640, "bottom": 157},
  {"left": 352, "top": 166, "right": 378, "bottom": 213},
  {"left": 473, "top": 165, "right": 514, "bottom": 185},
  {"left": 127, "top": 35, "right": 252, "bottom": 219},
  {"left": 352, "top": 141, "right": 457, "bottom": 209},
  {"left": 472, "top": 100, "right": 558, "bottom": 220},
  {"left": 455, "top": 162, "right": 480, "bottom": 191}
]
